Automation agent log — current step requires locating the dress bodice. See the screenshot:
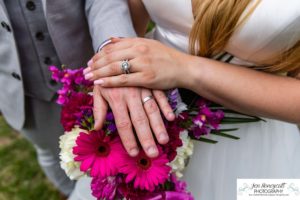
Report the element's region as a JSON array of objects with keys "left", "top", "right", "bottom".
[
  {"left": 142, "top": 0, "right": 300, "bottom": 66},
  {"left": 141, "top": 2, "right": 300, "bottom": 200}
]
